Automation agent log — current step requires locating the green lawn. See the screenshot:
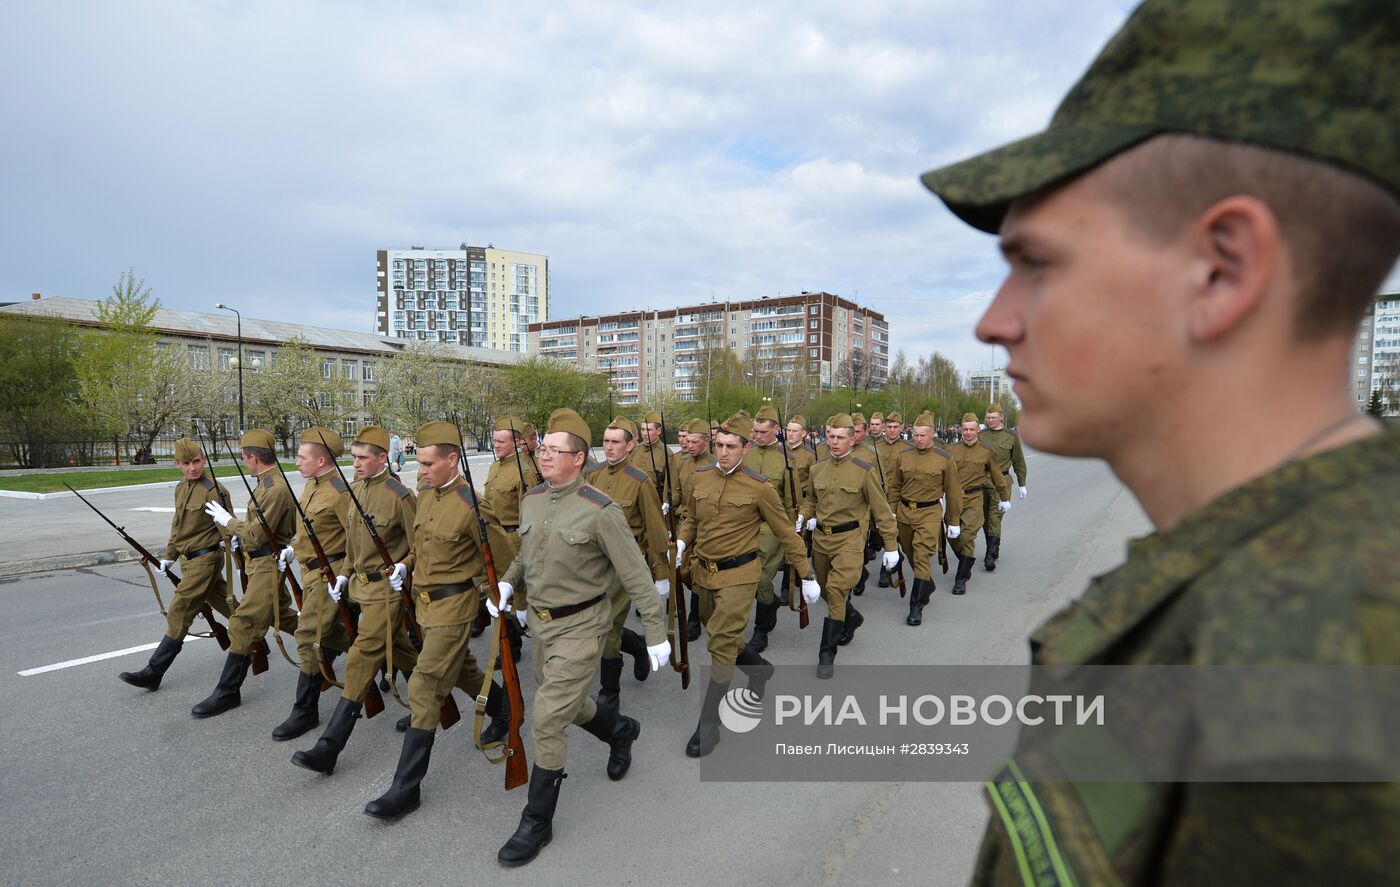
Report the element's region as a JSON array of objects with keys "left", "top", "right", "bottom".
[{"left": 0, "top": 462, "right": 335, "bottom": 494}]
